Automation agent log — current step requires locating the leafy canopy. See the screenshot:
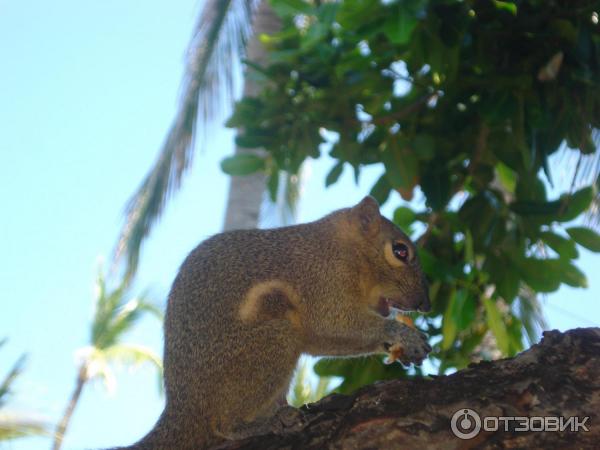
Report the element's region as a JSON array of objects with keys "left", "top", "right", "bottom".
[{"left": 225, "top": 0, "right": 600, "bottom": 392}]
